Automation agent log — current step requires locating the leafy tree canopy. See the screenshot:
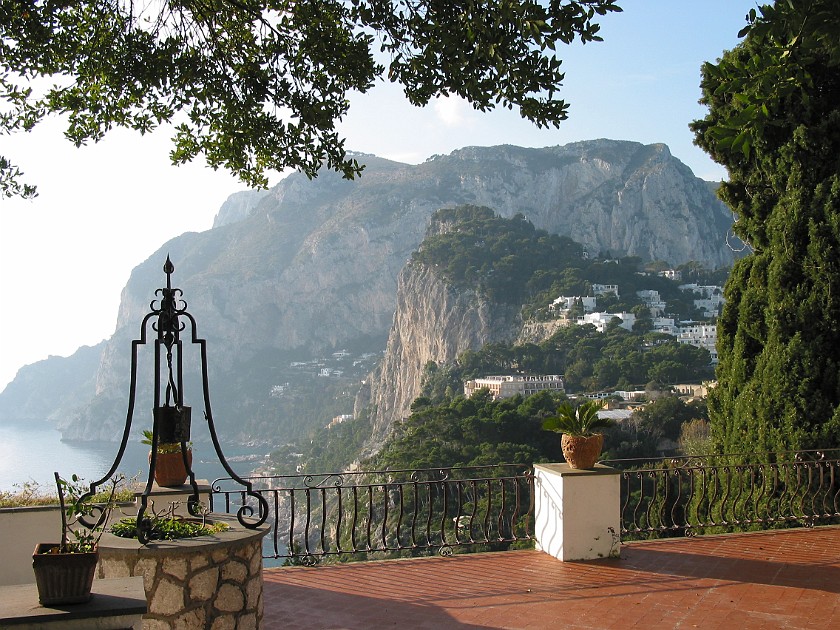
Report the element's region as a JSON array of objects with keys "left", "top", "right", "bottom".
[
  {"left": 413, "top": 205, "right": 585, "bottom": 303},
  {"left": 692, "top": 0, "right": 840, "bottom": 452},
  {"left": 371, "top": 390, "right": 565, "bottom": 470},
  {"left": 0, "top": 0, "right": 621, "bottom": 198}
]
